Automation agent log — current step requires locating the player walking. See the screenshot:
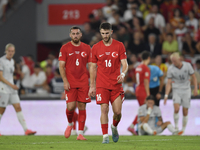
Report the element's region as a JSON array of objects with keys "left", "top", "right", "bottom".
[
  {"left": 127, "top": 51, "right": 151, "bottom": 135},
  {"left": 164, "top": 52, "right": 198, "bottom": 135},
  {"left": 59, "top": 26, "right": 91, "bottom": 140},
  {"left": 0, "top": 43, "right": 36, "bottom": 136},
  {"left": 89, "top": 22, "right": 128, "bottom": 143}
]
